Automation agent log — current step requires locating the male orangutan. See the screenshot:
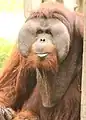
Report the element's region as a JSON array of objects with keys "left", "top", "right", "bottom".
[{"left": 0, "top": 2, "right": 83, "bottom": 120}]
